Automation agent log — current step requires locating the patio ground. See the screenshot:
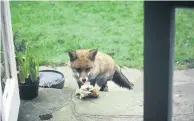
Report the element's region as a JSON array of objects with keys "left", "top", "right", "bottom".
[{"left": 18, "top": 66, "right": 194, "bottom": 121}]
